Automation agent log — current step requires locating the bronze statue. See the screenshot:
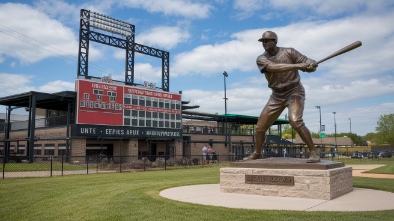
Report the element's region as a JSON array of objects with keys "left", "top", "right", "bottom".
[{"left": 247, "top": 31, "right": 320, "bottom": 163}]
